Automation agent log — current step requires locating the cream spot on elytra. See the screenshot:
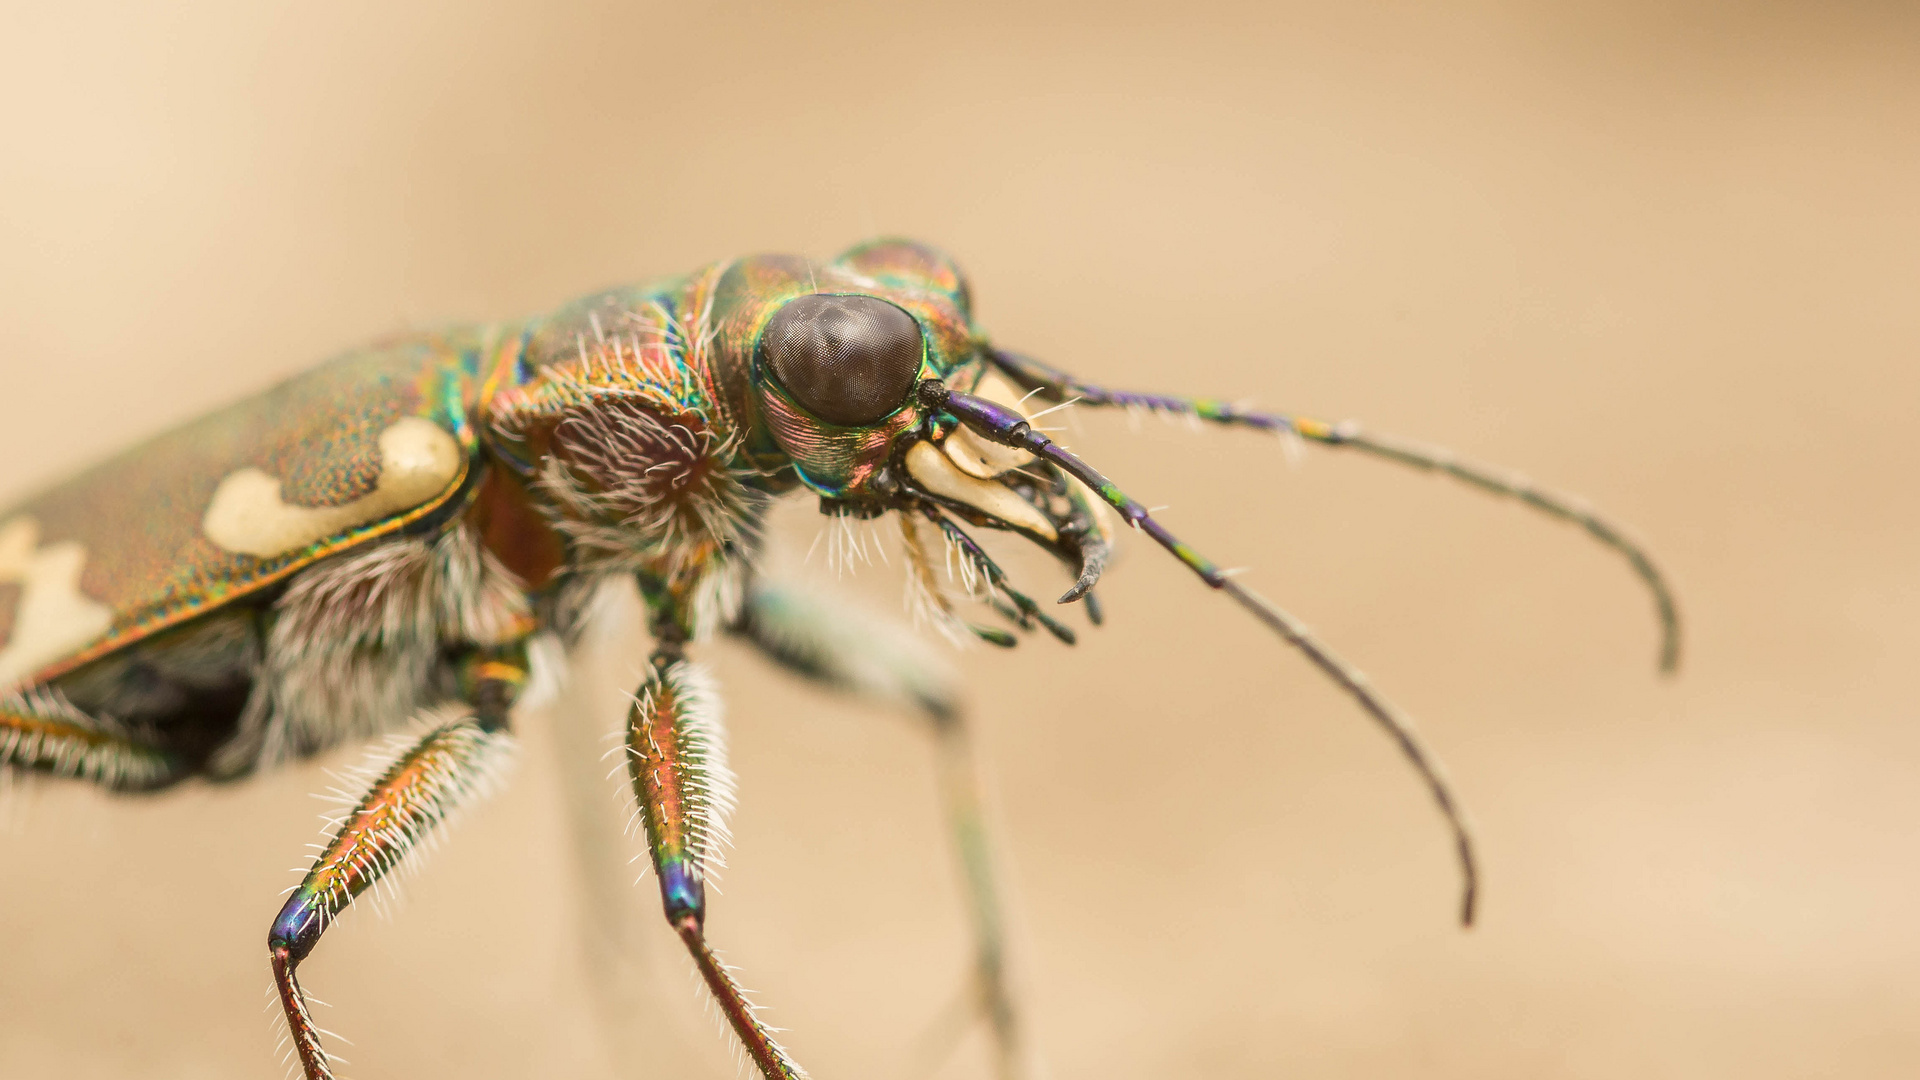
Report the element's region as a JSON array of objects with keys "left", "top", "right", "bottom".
[
  {"left": 202, "top": 417, "right": 462, "bottom": 558},
  {"left": 0, "top": 517, "right": 114, "bottom": 689}
]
